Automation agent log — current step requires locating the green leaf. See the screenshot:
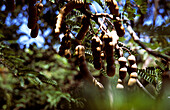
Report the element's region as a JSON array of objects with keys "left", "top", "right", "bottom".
[{"left": 49, "top": 0, "right": 55, "bottom": 3}]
